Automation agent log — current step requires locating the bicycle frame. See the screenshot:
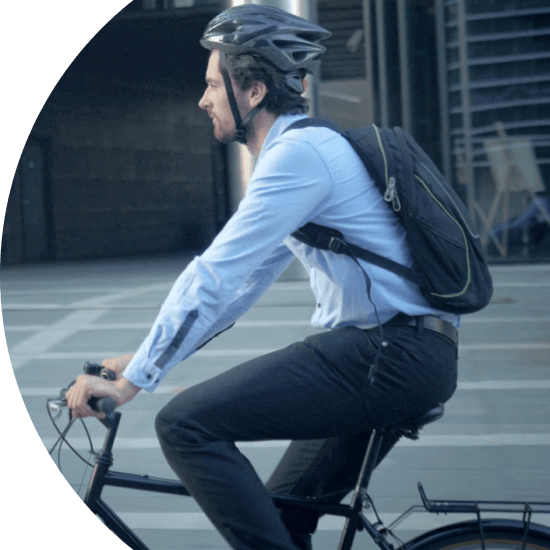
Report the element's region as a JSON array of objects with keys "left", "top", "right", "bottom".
[
  {"left": 83, "top": 411, "right": 395, "bottom": 550},
  {"left": 79, "top": 411, "right": 550, "bottom": 550}
]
